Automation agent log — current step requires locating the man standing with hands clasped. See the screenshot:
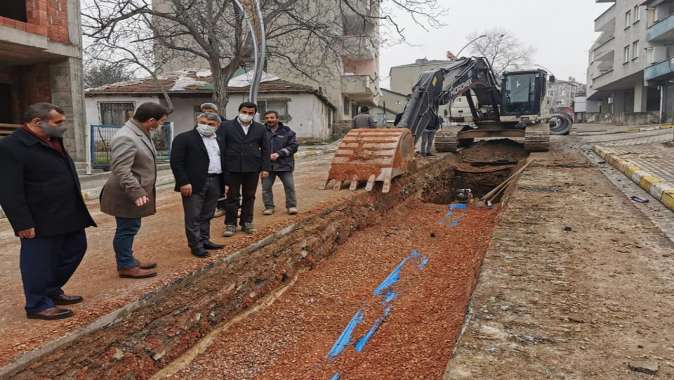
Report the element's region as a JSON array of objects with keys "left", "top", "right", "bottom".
[
  {"left": 100, "top": 102, "right": 170, "bottom": 279},
  {"left": 170, "top": 112, "right": 225, "bottom": 258},
  {"left": 0, "top": 103, "right": 96, "bottom": 320},
  {"left": 262, "top": 111, "right": 299, "bottom": 215},
  {"left": 218, "top": 102, "right": 271, "bottom": 237}
]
